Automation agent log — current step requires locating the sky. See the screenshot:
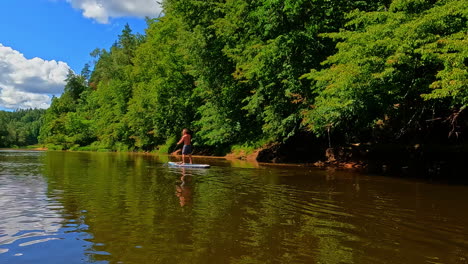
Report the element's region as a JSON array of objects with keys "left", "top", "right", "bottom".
[{"left": 0, "top": 0, "right": 162, "bottom": 111}]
